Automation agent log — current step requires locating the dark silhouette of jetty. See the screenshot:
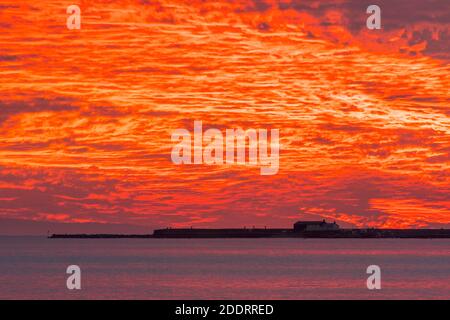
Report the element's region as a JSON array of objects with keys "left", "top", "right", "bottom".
[{"left": 49, "top": 220, "right": 450, "bottom": 239}]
